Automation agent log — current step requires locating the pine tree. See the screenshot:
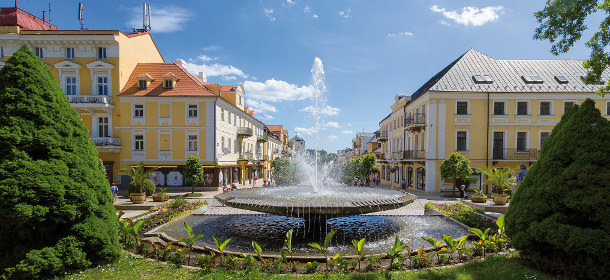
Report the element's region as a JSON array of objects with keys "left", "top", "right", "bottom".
[
  {"left": 0, "top": 46, "right": 120, "bottom": 278},
  {"left": 505, "top": 99, "right": 610, "bottom": 279}
]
